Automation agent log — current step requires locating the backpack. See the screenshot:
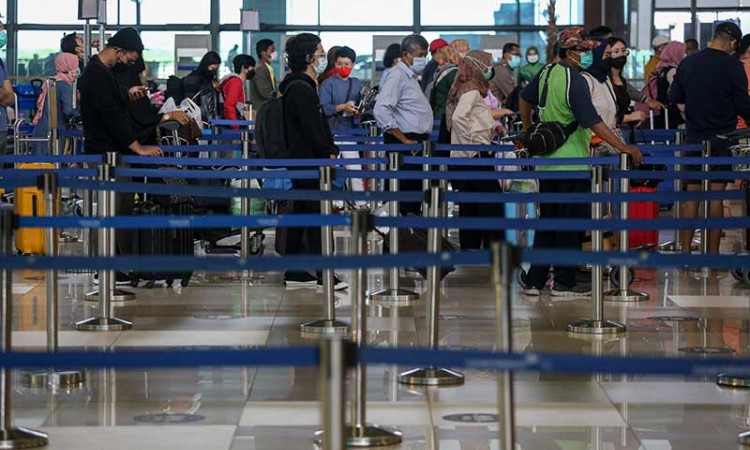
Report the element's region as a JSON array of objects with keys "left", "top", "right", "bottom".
[
  {"left": 166, "top": 75, "right": 186, "bottom": 104},
  {"left": 654, "top": 66, "right": 683, "bottom": 129},
  {"left": 256, "top": 79, "right": 314, "bottom": 159},
  {"left": 522, "top": 64, "right": 579, "bottom": 157}
]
